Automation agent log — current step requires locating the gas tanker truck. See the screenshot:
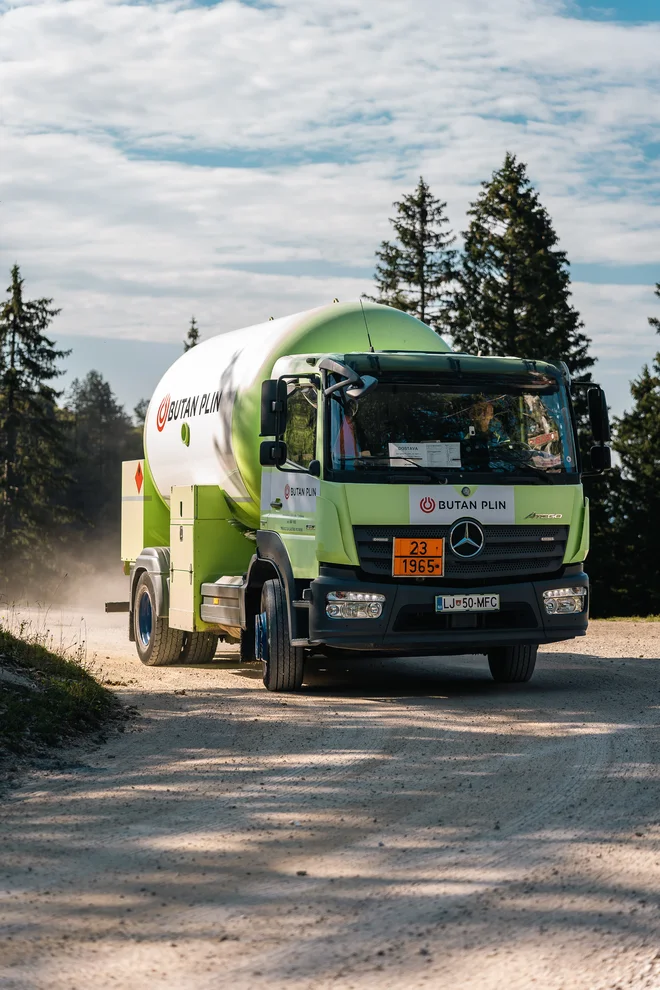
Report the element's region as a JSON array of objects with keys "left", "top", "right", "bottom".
[{"left": 114, "top": 300, "right": 611, "bottom": 691}]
